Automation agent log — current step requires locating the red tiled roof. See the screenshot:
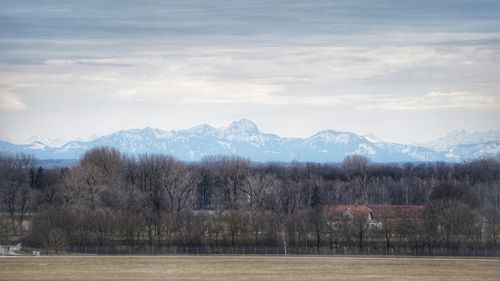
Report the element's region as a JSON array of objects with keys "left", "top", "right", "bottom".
[
  {"left": 326, "top": 205, "right": 373, "bottom": 218},
  {"left": 369, "top": 205, "right": 426, "bottom": 218},
  {"left": 325, "top": 204, "right": 426, "bottom": 219}
]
